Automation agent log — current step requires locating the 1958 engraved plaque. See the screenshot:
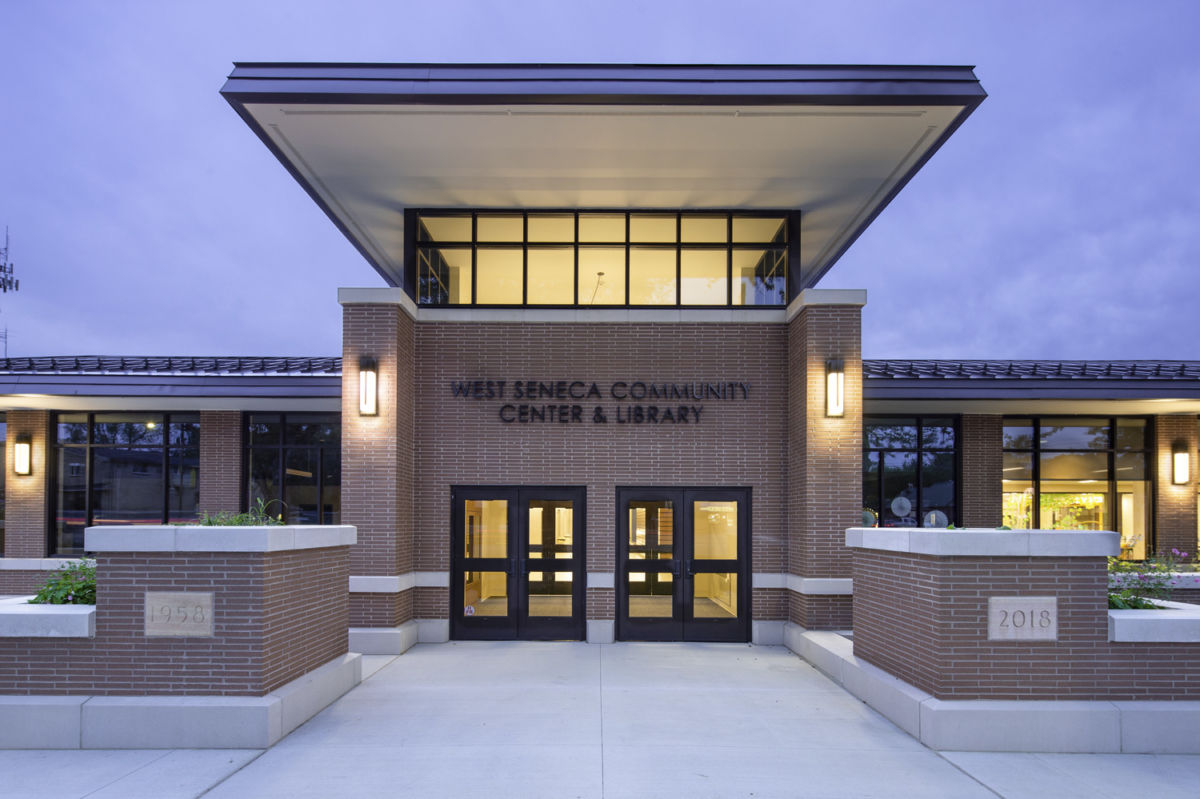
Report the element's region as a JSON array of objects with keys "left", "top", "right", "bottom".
[
  {"left": 144, "top": 592, "right": 214, "bottom": 637},
  {"left": 987, "top": 596, "right": 1057, "bottom": 641}
]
